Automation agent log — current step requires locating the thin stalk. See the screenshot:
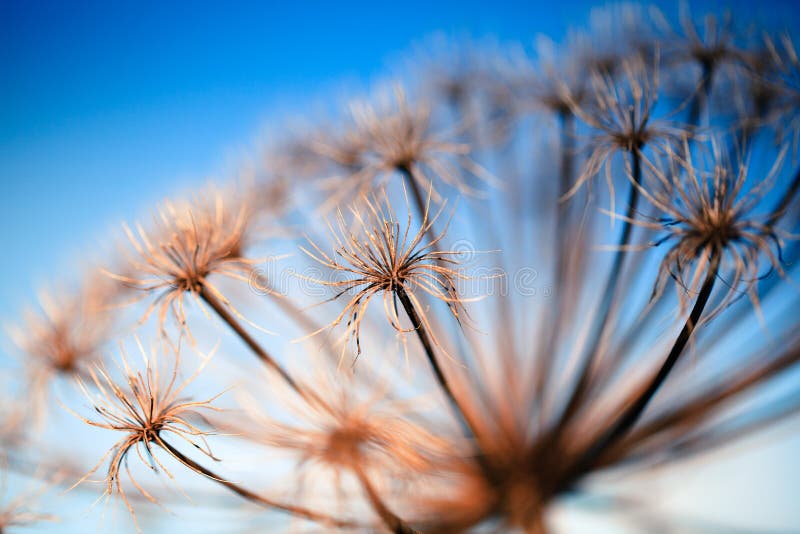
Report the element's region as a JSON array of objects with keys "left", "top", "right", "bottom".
[
  {"left": 555, "top": 148, "right": 642, "bottom": 430},
  {"left": 562, "top": 253, "right": 719, "bottom": 486},
  {"left": 198, "top": 285, "right": 309, "bottom": 402},
  {"left": 394, "top": 286, "right": 490, "bottom": 476},
  {"left": 158, "top": 438, "right": 357, "bottom": 528},
  {"left": 395, "top": 163, "right": 472, "bottom": 376},
  {"left": 354, "top": 465, "right": 418, "bottom": 534},
  {"left": 532, "top": 110, "right": 575, "bottom": 416},
  {"left": 398, "top": 165, "right": 438, "bottom": 246},
  {"left": 554, "top": 111, "right": 576, "bottom": 310},
  {"left": 687, "top": 62, "right": 714, "bottom": 129}
]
